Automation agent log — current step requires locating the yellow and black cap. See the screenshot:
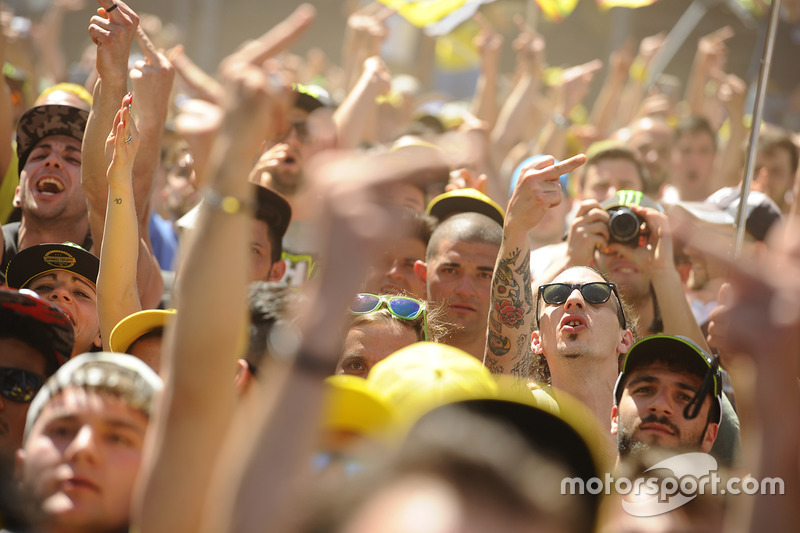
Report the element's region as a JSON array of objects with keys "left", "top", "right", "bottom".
[{"left": 5, "top": 242, "right": 99, "bottom": 290}]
